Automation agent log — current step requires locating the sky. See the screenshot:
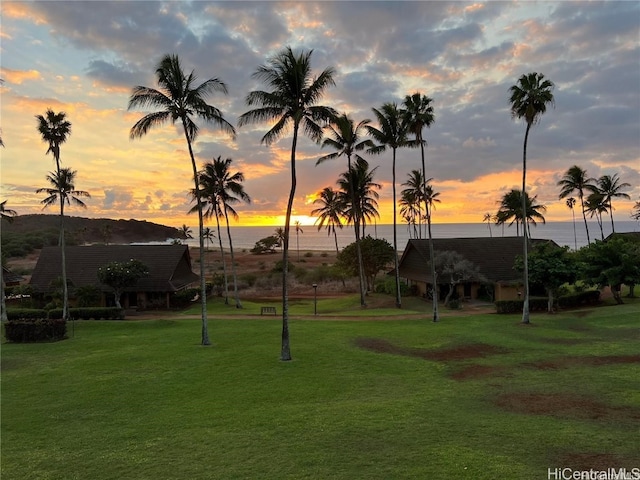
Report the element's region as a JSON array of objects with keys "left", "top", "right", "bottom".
[{"left": 1, "top": 1, "right": 639, "bottom": 229}]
